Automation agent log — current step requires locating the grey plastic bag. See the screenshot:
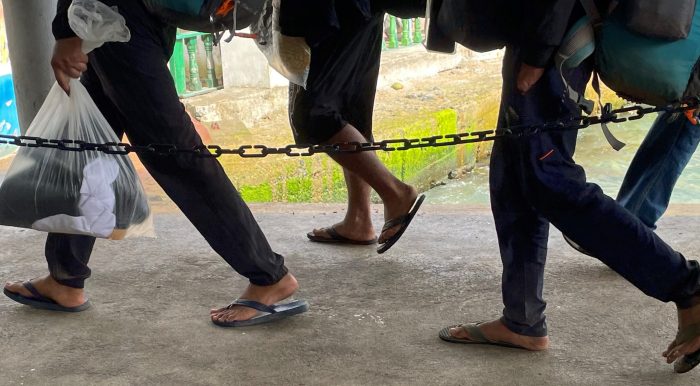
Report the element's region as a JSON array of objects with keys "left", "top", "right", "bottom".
[{"left": 623, "top": 0, "right": 696, "bottom": 40}]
